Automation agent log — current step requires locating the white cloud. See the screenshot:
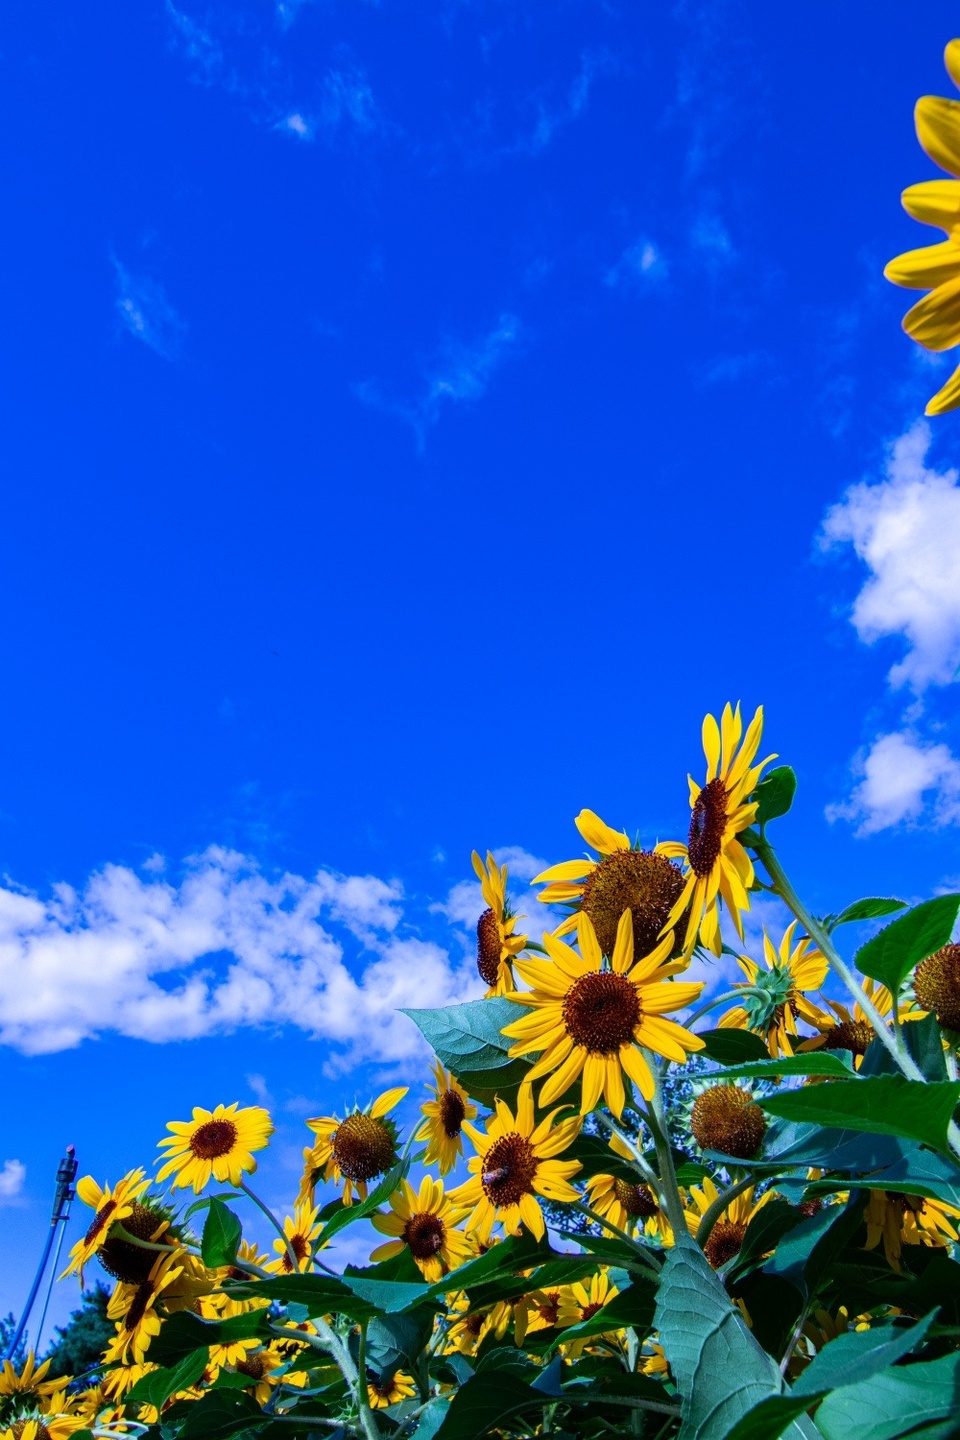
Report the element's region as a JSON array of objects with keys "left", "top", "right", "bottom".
[
  {"left": 0, "top": 1160, "right": 26, "bottom": 1202},
  {"left": 605, "top": 238, "right": 667, "bottom": 289},
  {"left": 0, "top": 849, "right": 479, "bottom": 1069},
  {"left": 826, "top": 730, "right": 960, "bottom": 836},
  {"left": 114, "top": 262, "right": 187, "bottom": 361},
  {"left": 822, "top": 421, "right": 960, "bottom": 692}
]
